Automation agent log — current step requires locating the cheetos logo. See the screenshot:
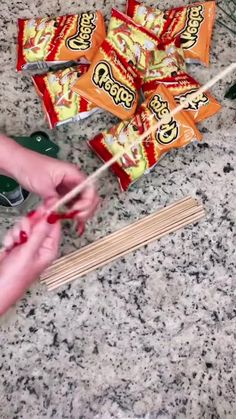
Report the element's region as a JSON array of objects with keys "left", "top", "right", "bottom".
[
  {"left": 180, "top": 5, "right": 204, "bottom": 50},
  {"left": 92, "top": 61, "right": 135, "bottom": 109},
  {"left": 66, "top": 12, "right": 96, "bottom": 51},
  {"left": 148, "top": 94, "right": 179, "bottom": 145},
  {"left": 176, "top": 88, "right": 209, "bottom": 110}
]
